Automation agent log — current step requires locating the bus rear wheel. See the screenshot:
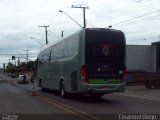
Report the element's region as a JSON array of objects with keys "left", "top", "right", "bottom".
[
  {"left": 153, "top": 80, "right": 160, "bottom": 89},
  {"left": 90, "top": 94, "right": 103, "bottom": 100},
  {"left": 89, "top": 91, "right": 103, "bottom": 100},
  {"left": 144, "top": 81, "right": 152, "bottom": 89}
]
